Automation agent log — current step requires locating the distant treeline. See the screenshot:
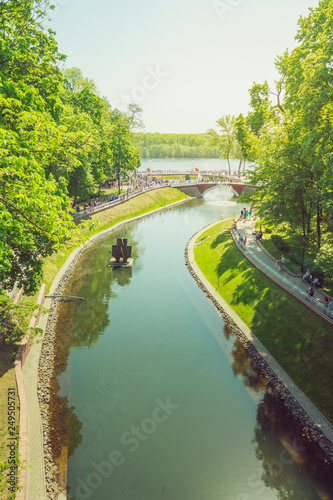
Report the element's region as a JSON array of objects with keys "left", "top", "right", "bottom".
[{"left": 132, "top": 133, "right": 239, "bottom": 159}]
